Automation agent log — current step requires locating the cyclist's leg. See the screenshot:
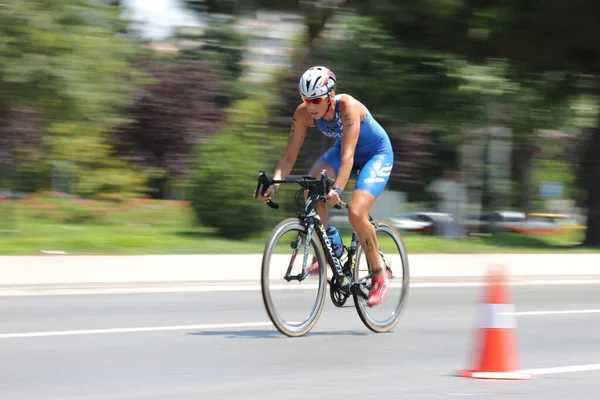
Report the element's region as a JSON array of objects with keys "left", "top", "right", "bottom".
[{"left": 349, "top": 151, "right": 394, "bottom": 305}]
